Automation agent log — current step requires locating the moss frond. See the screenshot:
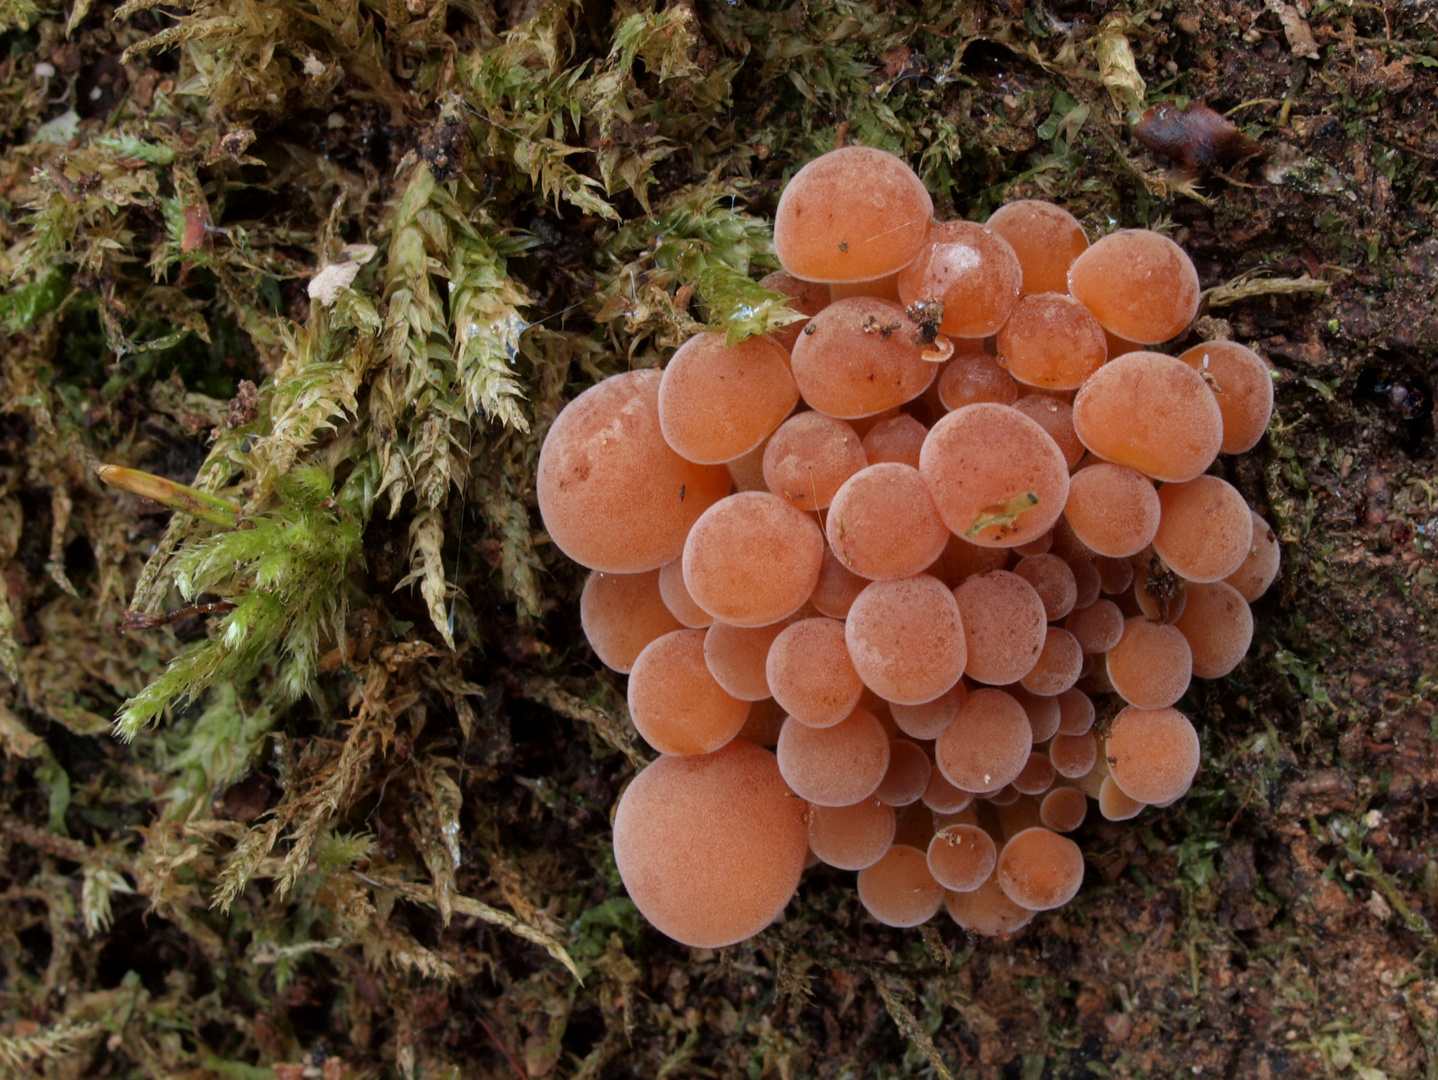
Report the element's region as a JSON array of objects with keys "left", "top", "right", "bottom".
[
  {"left": 596, "top": 180, "right": 798, "bottom": 349},
  {"left": 114, "top": 465, "right": 366, "bottom": 741},
  {"left": 155, "top": 683, "right": 275, "bottom": 820}
]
